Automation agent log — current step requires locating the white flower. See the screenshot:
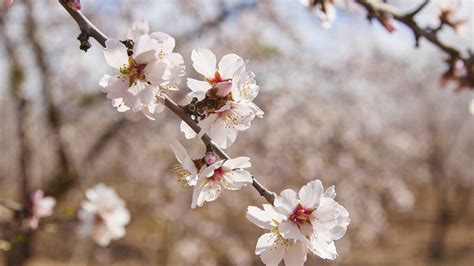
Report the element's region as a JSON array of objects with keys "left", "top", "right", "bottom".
[
  {"left": 274, "top": 180, "right": 350, "bottom": 260},
  {"left": 191, "top": 157, "right": 253, "bottom": 208},
  {"left": 187, "top": 48, "right": 245, "bottom": 99},
  {"left": 100, "top": 21, "right": 184, "bottom": 120},
  {"left": 26, "top": 190, "right": 56, "bottom": 230},
  {"left": 246, "top": 204, "right": 309, "bottom": 266},
  {"left": 170, "top": 140, "right": 205, "bottom": 187},
  {"left": 231, "top": 65, "right": 264, "bottom": 118},
  {"left": 77, "top": 183, "right": 130, "bottom": 247}
]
